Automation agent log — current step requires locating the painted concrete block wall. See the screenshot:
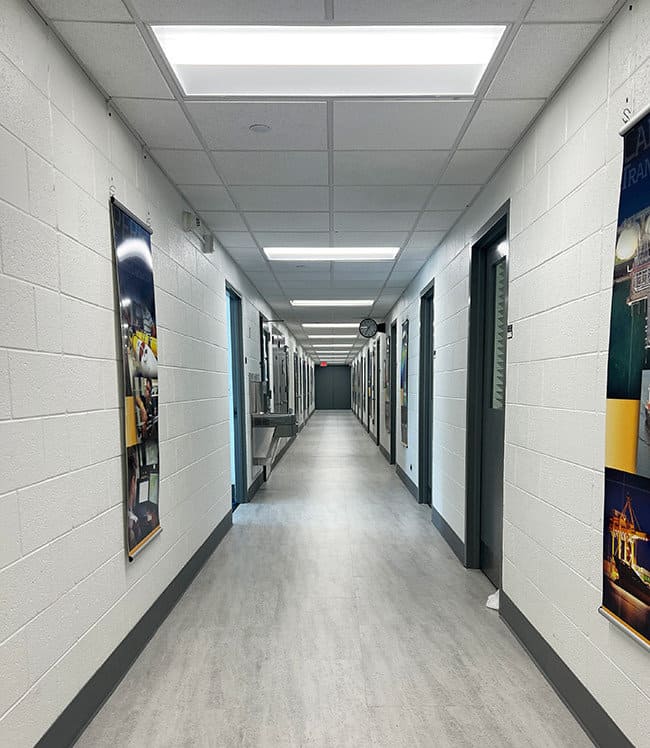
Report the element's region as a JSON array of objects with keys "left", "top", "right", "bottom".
[
  {"left": 0, "top": 1, "right": 305, "bottom": 744},
  {"left": 354, "top": 2, "right": 649, "bottom": 742}
]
